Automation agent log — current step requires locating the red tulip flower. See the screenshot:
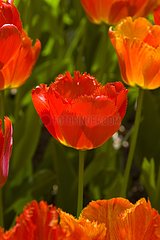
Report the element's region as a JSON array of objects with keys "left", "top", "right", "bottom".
[
  {"left": 81, "top": 0, "right": 160, "bottom": 25},
  {"left": 0, "top": 117, "right": 13, "bottom": 188},
  {"left": 0, "top": 0, "right": 41, "bottom": 90},
  {"left": 32, "top": 71, "right": 127, "bottom": 150}
]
